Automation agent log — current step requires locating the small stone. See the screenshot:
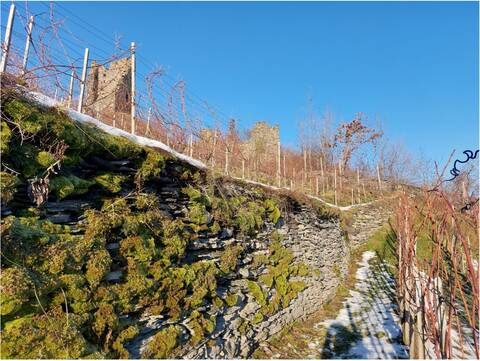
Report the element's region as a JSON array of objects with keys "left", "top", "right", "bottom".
[
  {"left": 219, "top": 228, "right": 234, "bottom": 239},
  {"left": 239, "top": 268, "right": 250, "bottom": 278}
]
